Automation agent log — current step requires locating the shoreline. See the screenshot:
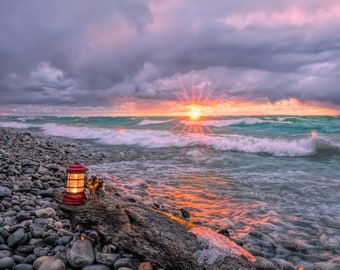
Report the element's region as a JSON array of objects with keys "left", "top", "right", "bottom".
[{"left": 0, "top": 127, "right": 257, "bottom": 270}]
